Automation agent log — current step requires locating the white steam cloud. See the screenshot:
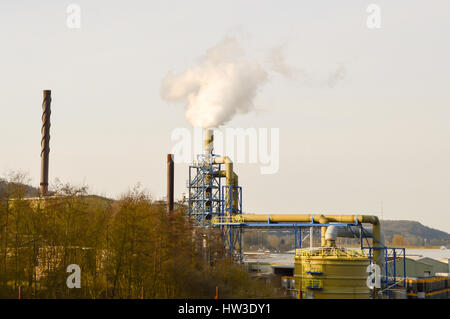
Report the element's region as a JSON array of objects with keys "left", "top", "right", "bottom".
[
  {"left": 161, "top": 37, "right": 346, "bottom": 128},
  {"left": 327, "top": 65, "right": 346, "bottom": 88},
  {"left": 161, "top": 37, "right": 268, "bottom": 128}
]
